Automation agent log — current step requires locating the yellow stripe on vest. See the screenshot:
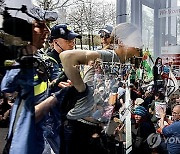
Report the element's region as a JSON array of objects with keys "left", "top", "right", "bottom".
[
  {"left": 34, "top": 75, "right": 38, "bottom": 81},
  {"left": 34, "top": 75, "right": 47, "bottom": 96},
  {"left": 34, "top": 81, "right": 48, "bottom": 96}
]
